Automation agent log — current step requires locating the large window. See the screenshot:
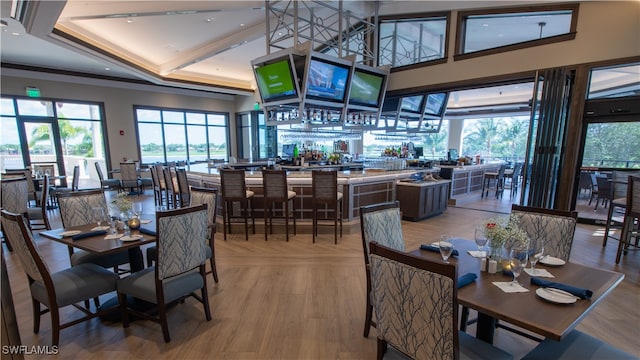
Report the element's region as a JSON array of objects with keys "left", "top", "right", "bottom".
[
  {"left": 461, "top": 116, "right": 529, "bottom": 163},
  {"left": 379, "top": 14, "right": 448, "bottom": 69},
  {"left": 135, "top": 106, "right": 228, "bottom": 164},
  {"left": 587, "top": 63, "right": 640, "bottom": 99},
  {"left": 456, "top": 4, "right": 578, "bottom": 60}
]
